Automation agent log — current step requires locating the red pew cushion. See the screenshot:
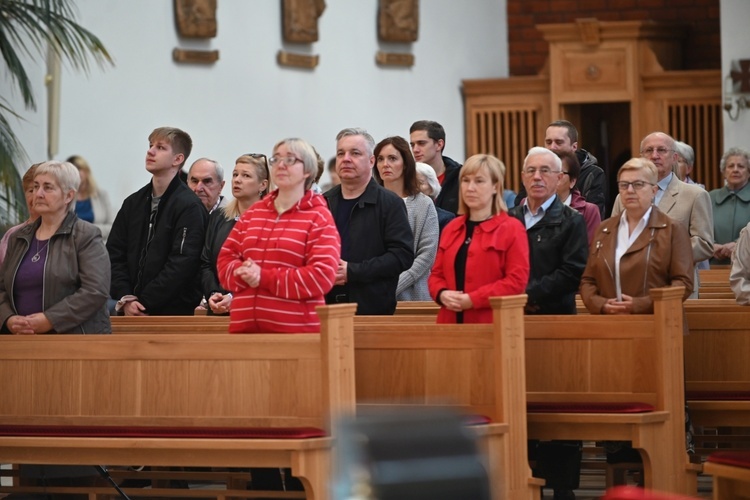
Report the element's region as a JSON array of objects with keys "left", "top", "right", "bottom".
[
  {"left": 707, "top": 451, "right": 750, "bottom": 468},
  {"left": 527, "top": 402, "right": 654, "bottom": 413}
]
